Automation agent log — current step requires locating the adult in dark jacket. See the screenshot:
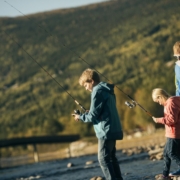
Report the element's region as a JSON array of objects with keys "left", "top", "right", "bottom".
[{"left": 72, "top": 68, "right": 123, "bottom": 180}]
